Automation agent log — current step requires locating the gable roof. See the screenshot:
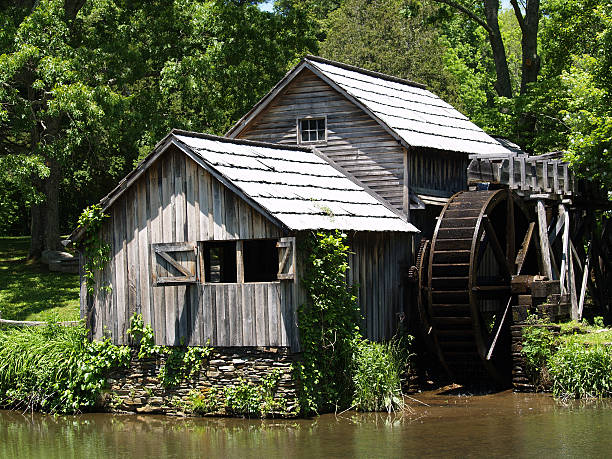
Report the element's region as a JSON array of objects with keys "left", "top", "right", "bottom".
[
  {"left": 69, "top": 131, "right": 417, "bottom": 242},
  {"left": 227, "top": 55, "right": 511, "bottom": 156}
]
